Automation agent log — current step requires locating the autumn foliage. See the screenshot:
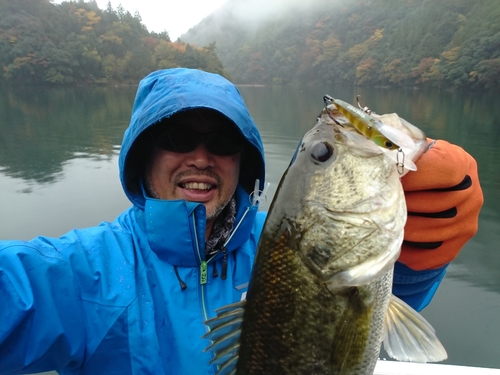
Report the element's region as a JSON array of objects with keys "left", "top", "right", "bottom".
[
  {"left": 183, "top": 0, "right": 500, "bottom": 90},
  {"left": 0, "top": 0, "right": 227, "bottom": 84}
]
